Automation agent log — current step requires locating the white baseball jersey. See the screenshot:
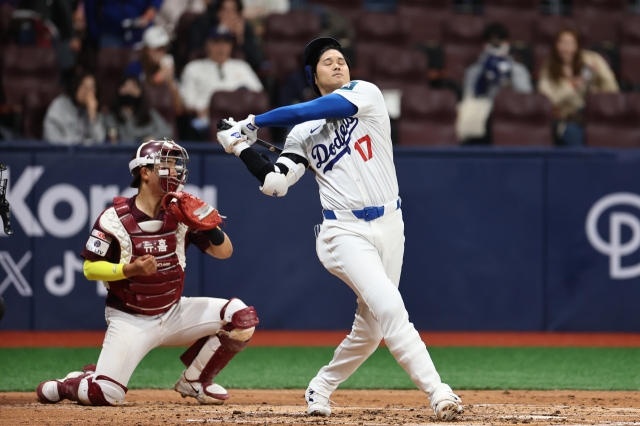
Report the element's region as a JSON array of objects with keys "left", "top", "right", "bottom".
[{"left": 282, "top": 80, "right": 399, "bottom": 211}]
